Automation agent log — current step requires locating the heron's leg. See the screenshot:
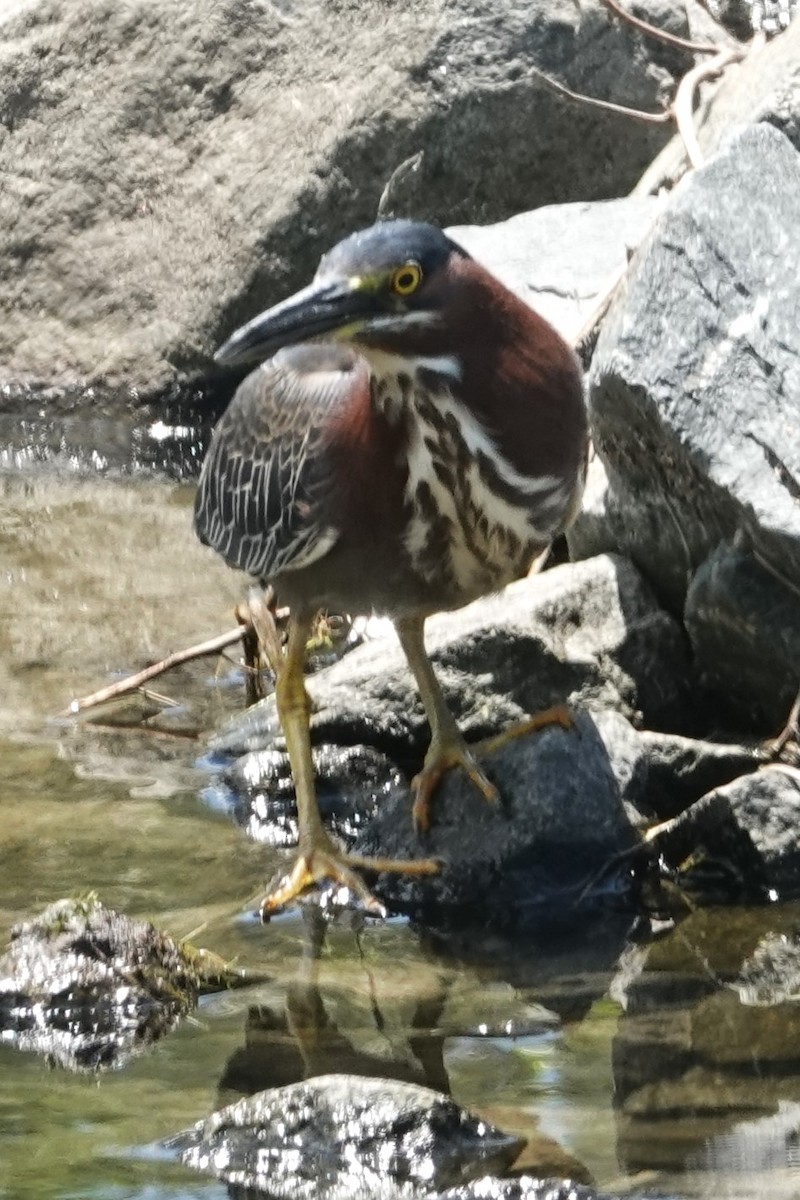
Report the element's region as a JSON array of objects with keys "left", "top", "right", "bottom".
[
  {"left": 395, "top": 614, "right": 574, "bottom": 833},
  {"left": 261, "top": 612, "right": 438, "bottom": 918},
  {"left": 395, "top": 614, "right": 499, "bottom": 833}
]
